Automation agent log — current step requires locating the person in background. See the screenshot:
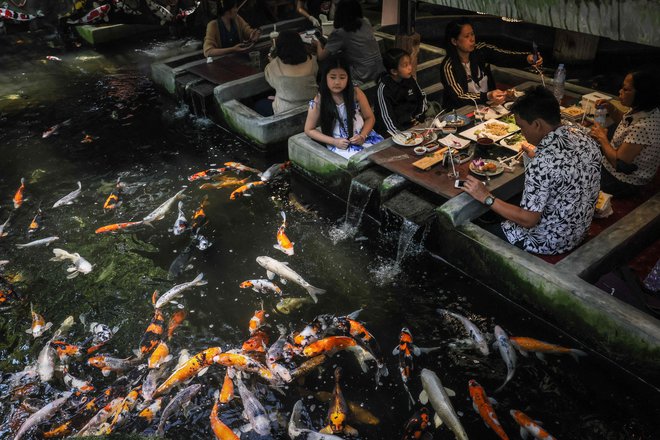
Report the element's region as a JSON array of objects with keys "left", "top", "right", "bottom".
[
  {"left": 203, "top": 0, "right": 261, "bottom": 58},
  {"left": 463, "top": 86, "right": 602, "bottom": 255},
  {"left": 304, "top": 56, "right": 383, "bottom": 159},
  {"left": 256, "top": 30, "right": 319, "bottom": 116},
  {"left": 313, "top": 0, "right": 383, "bottom": 84},
  {"left": 296, "top": 0, "right": 329, "bottom": 28},
  {"left": 375, "top": 48, "right": 428, "bottom": 134},
  {"left": 440, "top": 18, "right": 542, "bottom": 109},
  {"left": 590, "top": 70, "right": 660, "bottom": 197}
]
